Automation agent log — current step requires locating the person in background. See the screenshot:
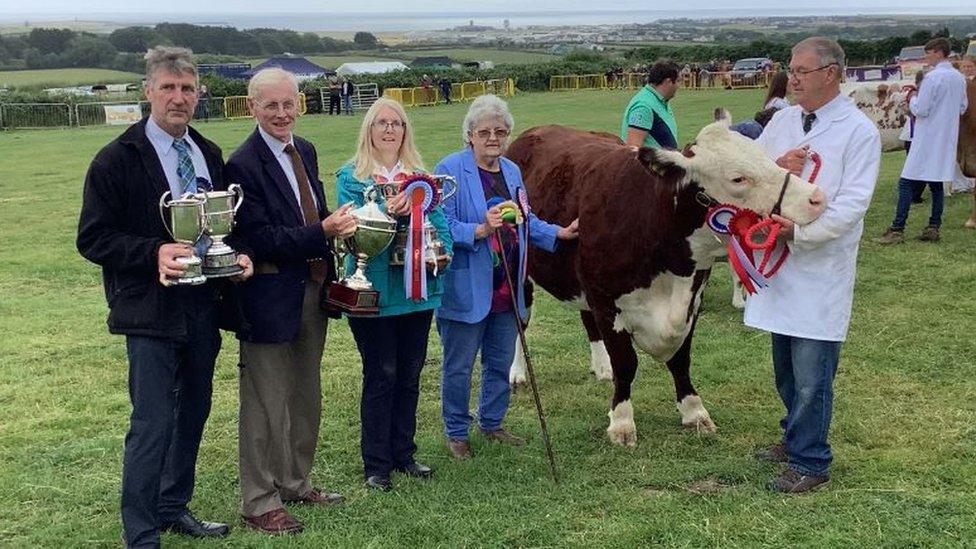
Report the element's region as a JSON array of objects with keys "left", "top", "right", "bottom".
[
  {"left": 439, "top": 77, "right": 453, "bottom": 104},
  {"left": 340, "top": 76, "right": 355, "bottom": 116},
  {"left": 328, "top": 74, "right": 342, "bottom": 115},
  {"left": 877, "top": 37, "right": 968, "bottom": 244},
  {"left": 336, "top": 98, "right": 453, "bottom": 492},
  {"left": 435, "top": 95, "right": 579, "bottom": 460},
  {"left": 621, "top": 60, "right": 680, "bottom": 149}
]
